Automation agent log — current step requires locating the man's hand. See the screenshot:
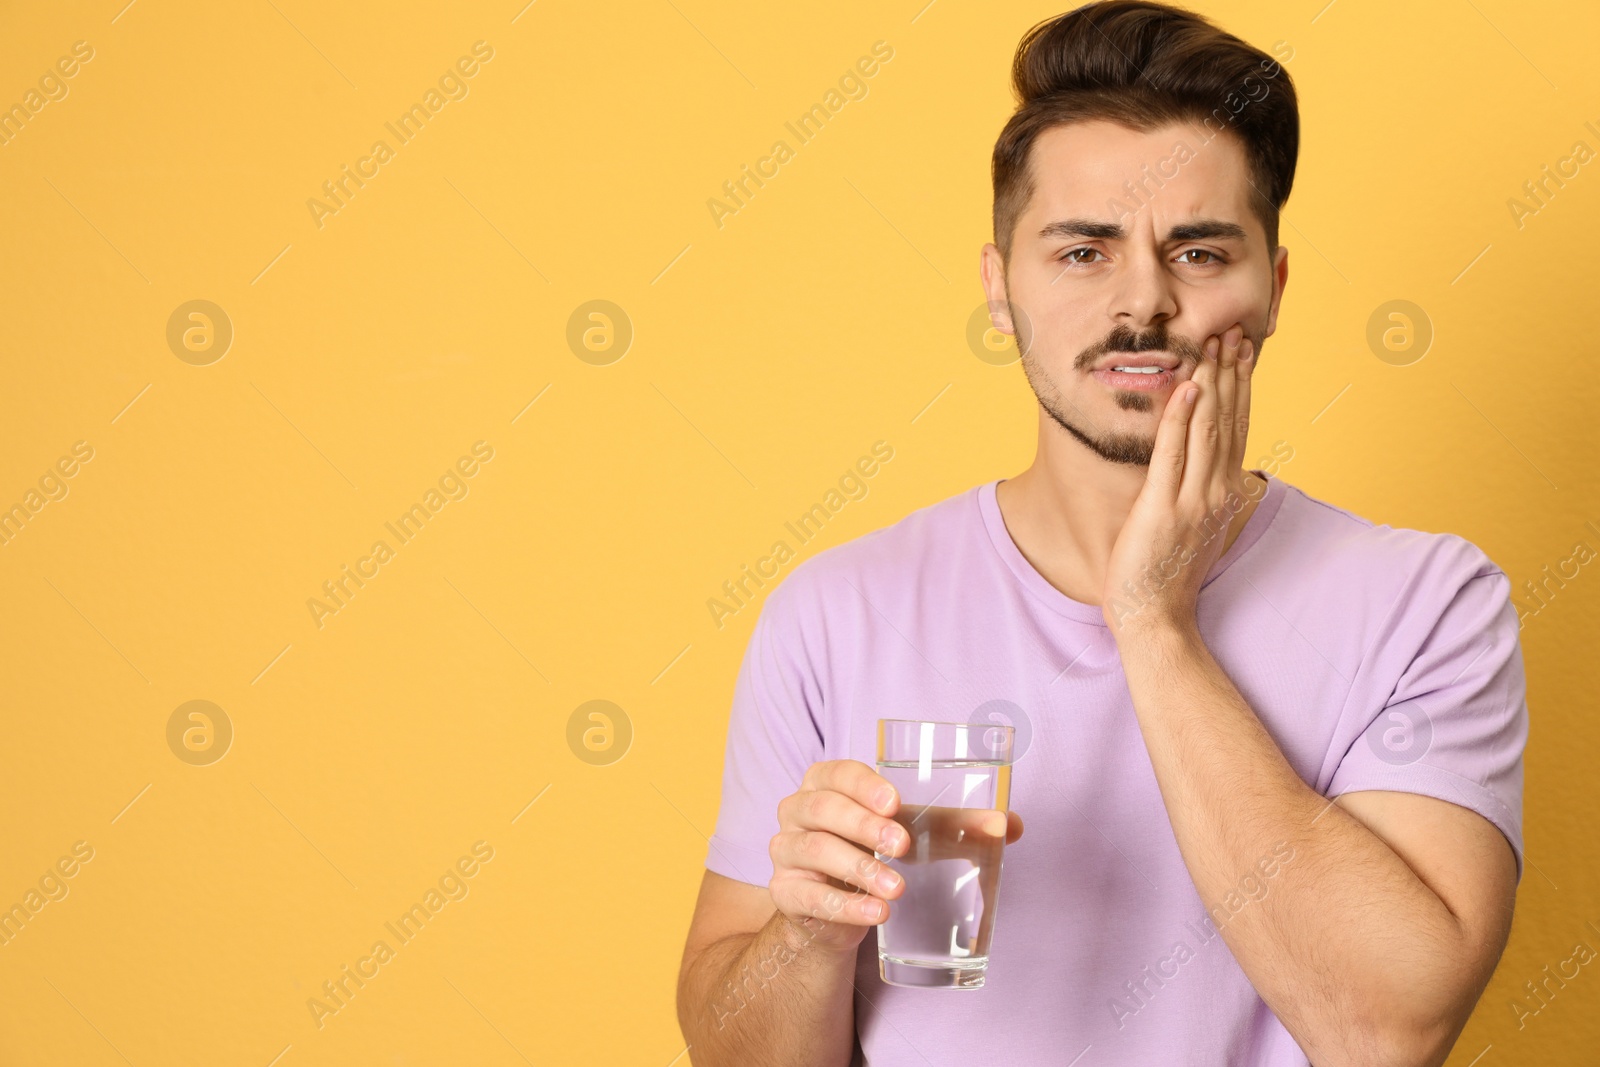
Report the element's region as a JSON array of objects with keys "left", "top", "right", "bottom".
[
  {"left": 768, "top": 760, "right": 1024, "bottom": 955},
  {"left": 1101, "top": 322, "right": 1257, "bottom": 635}
]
